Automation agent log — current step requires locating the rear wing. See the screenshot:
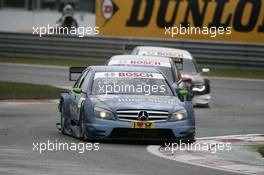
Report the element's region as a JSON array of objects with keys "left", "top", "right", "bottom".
[{"left": 69, "top": 67, "right": 86, "bottom": 81}]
